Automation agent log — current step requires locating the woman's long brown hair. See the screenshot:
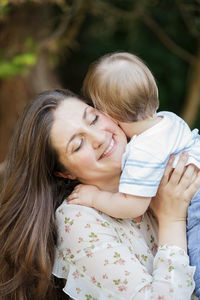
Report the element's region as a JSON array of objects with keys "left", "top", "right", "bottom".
[{"left": 0, "top": 89, "right": 79, "bottom": 299}]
